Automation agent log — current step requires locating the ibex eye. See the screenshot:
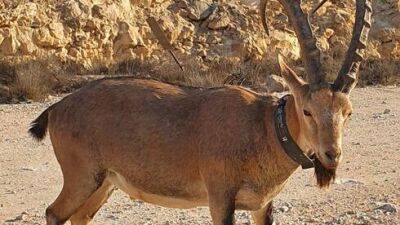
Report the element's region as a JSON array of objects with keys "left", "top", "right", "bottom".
[{"left": 303, "top": 110, "right": 312, "bottom": 117}]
